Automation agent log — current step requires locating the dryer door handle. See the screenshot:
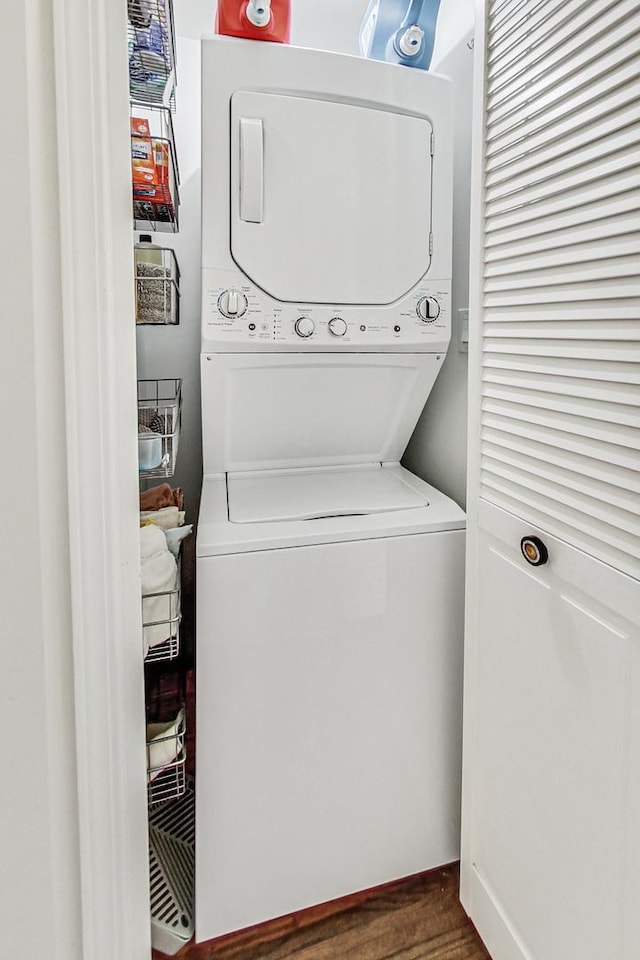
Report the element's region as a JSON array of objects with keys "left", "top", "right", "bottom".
[{"left": 239, "top": 117, "right": 264, "bottom": 223}]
